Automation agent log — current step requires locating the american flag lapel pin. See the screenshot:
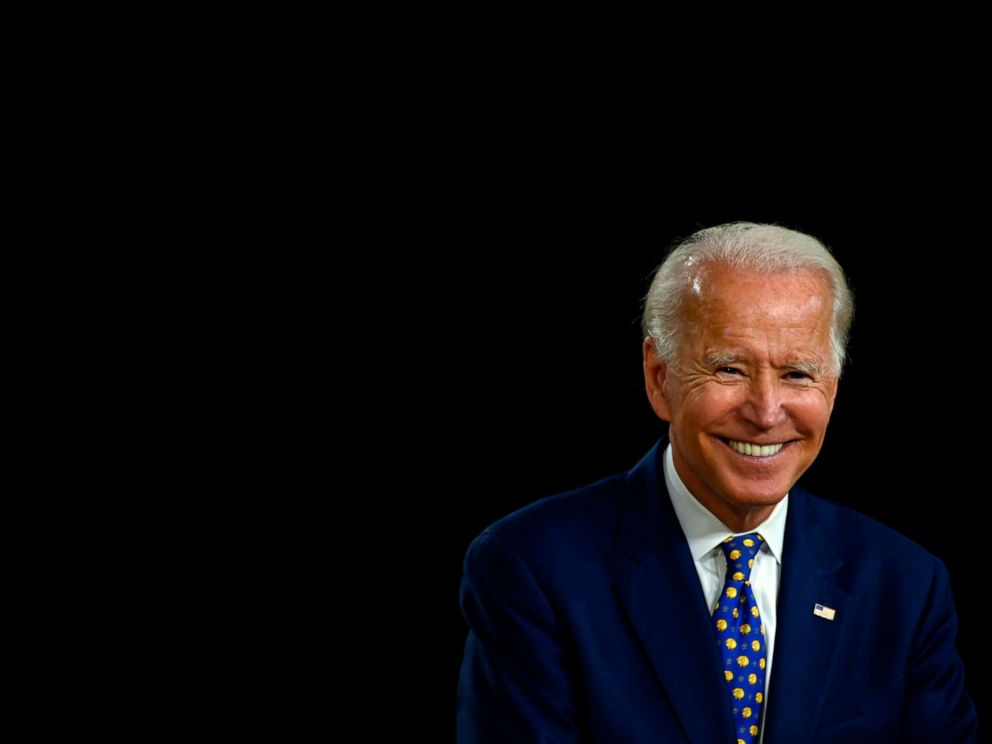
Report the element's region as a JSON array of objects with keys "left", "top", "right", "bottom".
[{"left": 813, "top": 603, "right": 836, "bottom": 621}]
